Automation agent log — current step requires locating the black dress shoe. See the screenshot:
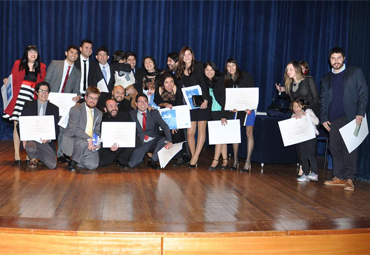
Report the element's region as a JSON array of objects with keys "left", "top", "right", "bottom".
[
  {"left": 14, "top": 160, "right": 21, "bottom": 165},
  {"left": 68, "top": 160, "right": 77, "bottom": 172},
  {"left": 58, "top": 156, "right": 67, "bottom": 163},
  {"left": 116, "top": 161, "right": 129, "bottom": 169},
  {"left": 173, "top": 158, "right": 185, "bottom": 166},
  {"left": 147, "top": 158, "right": 160, "bottom": 169}
]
